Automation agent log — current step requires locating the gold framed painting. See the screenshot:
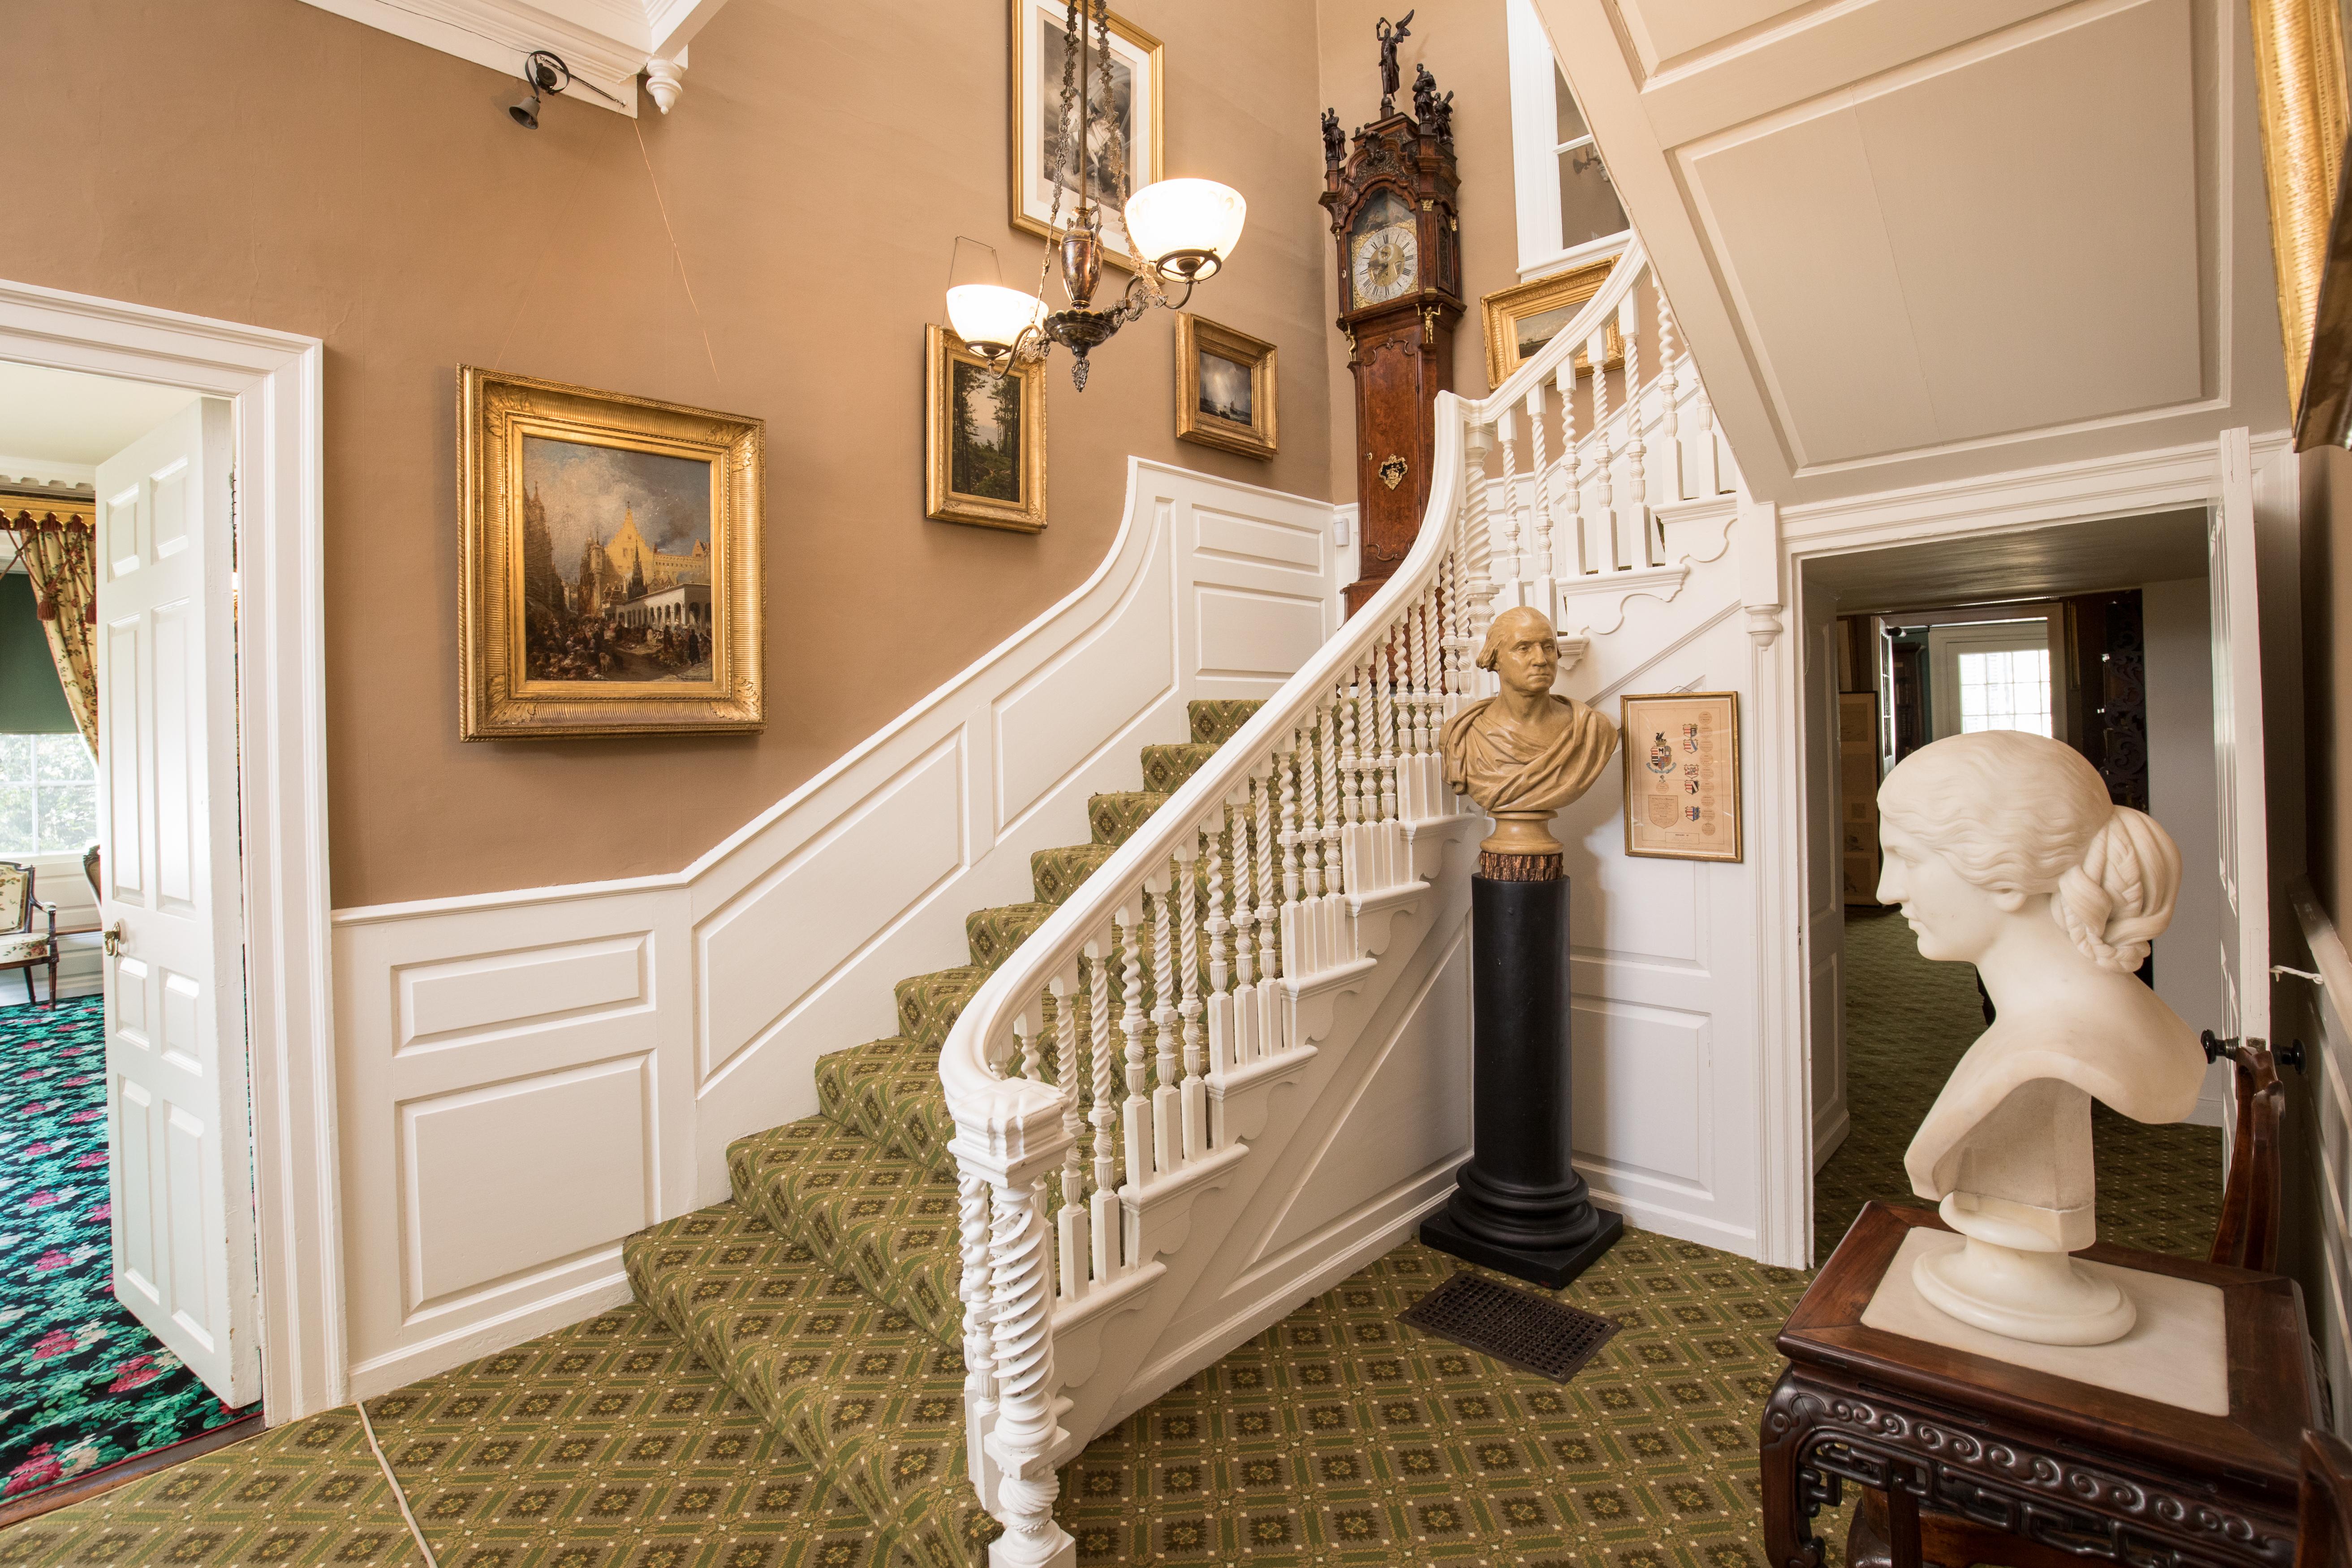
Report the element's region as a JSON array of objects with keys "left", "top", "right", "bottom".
[
  {"left": 1480, "top": 256, "right": 1624, "bottom": 388},
  {"left": 926, "top": 324, "right": 1049, "bottom": 533},
  {"left": 1175, "top": 314, "right": 1277, "bottom": 459},
  {"left": 457, "top": 366, "right": 763, "bottom": 740},
  {"left": 1009, "top": 0, "right": 1164, "bottom": 271},
  {"left": 1621, "top": 691, "right": 1742, "bottom": 862}
]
